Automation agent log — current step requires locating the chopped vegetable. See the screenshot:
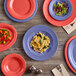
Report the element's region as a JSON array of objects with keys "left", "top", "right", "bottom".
[
  {"left": 0, "top": 41, "right": 3, "bottom": 44},
  {"left": 39, "top": 40, "right": 42, "bottom": 45},
  {"left": 0, "top": 29, "right": 11, "bottom": 45},
  {"left": 54, "top": 2, "right": 68, "bottom": 16},
  {"left": 43, "top": 36, "right": 47, "bottom": 40}
]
